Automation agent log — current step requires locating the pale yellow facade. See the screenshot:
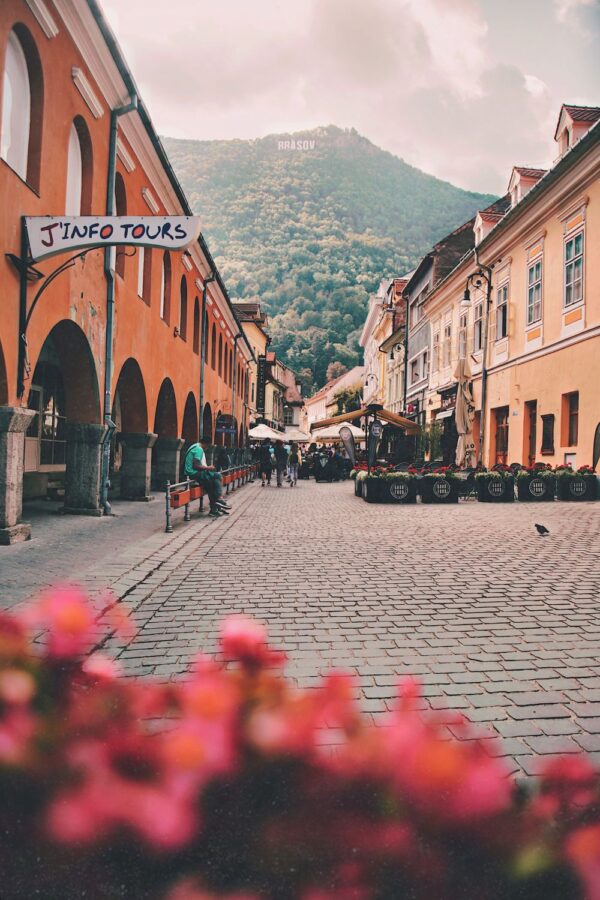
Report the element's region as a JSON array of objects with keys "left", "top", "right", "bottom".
[{"left": 424, "top": 112, "right": 600, "bottom": 468}]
